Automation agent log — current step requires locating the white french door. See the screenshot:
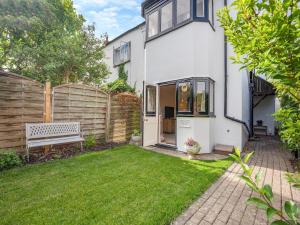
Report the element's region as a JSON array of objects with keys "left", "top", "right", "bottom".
[{"left": 143, "top": 83, "right": 159, "bottom": 146}]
